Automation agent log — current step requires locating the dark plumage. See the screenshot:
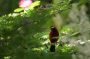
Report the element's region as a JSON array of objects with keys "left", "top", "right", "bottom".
[{"left": 49, "top": 26, "right": 59, "bottom": 52}]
